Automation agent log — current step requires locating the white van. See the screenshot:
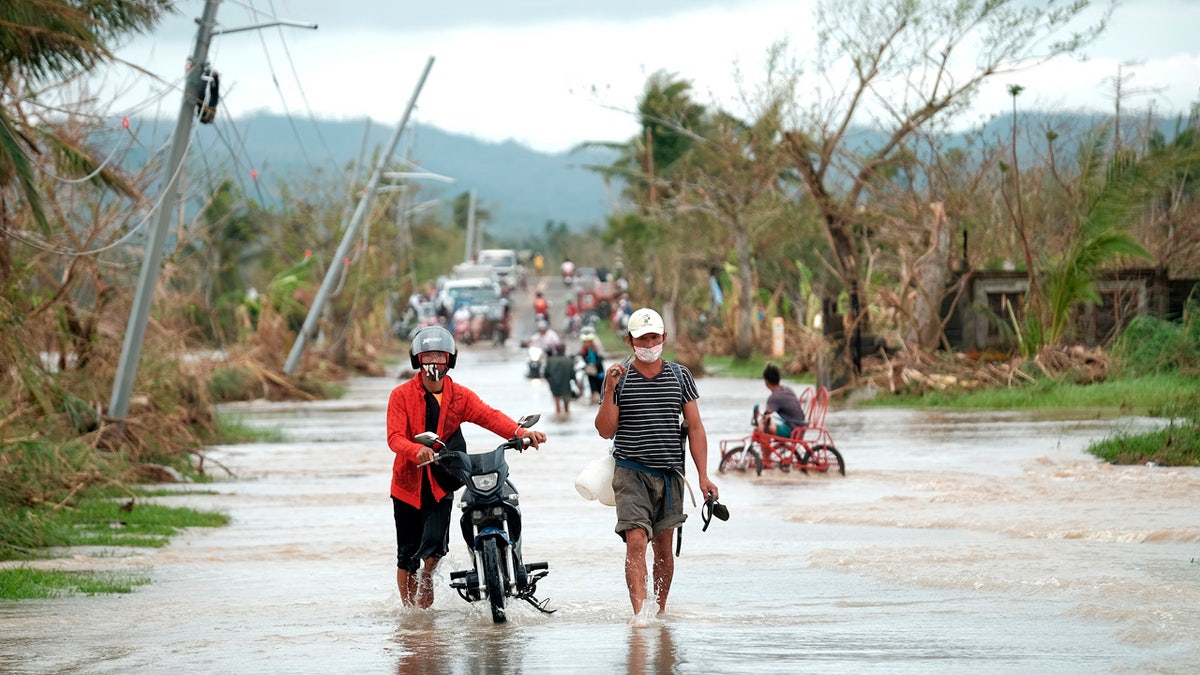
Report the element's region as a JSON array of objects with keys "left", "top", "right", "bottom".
[
  {"left": 437, "top": 277, "right": 500, "bottom": 316},
  {"left": 476, "top": 249, "right": 520, "bottom": 290}
]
